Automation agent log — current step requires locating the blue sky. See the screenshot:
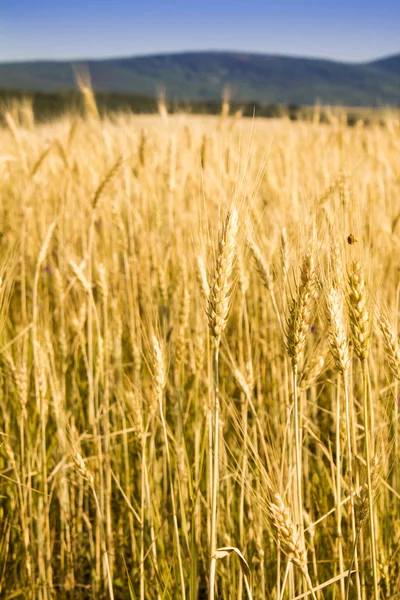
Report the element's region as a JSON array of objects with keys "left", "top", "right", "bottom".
[{"left": 0, "top": 0, "right": 399, "bottom": 63}]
